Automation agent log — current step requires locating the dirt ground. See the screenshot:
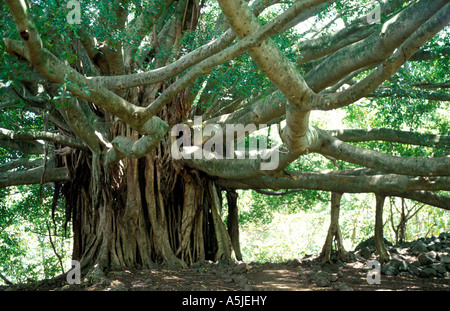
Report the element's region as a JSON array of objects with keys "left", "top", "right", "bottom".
[{"left": 3, "top": 254, "right": 449, "bottom": 292}]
